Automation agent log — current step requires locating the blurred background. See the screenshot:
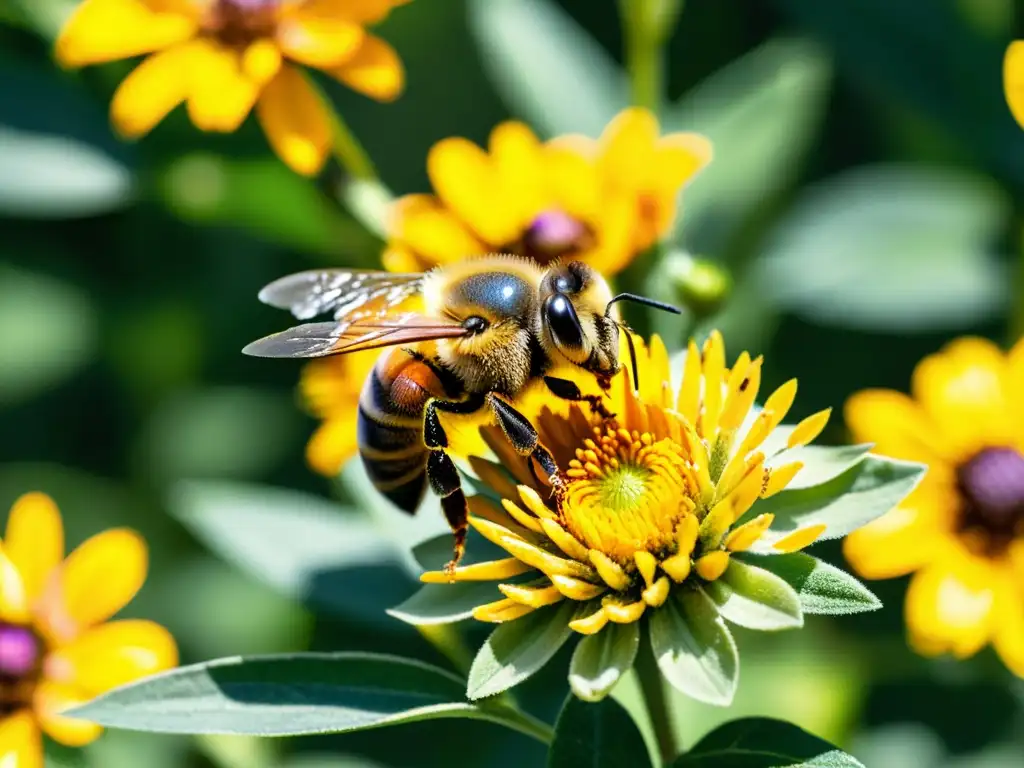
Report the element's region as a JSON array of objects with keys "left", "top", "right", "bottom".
[{"left": 1, "top": 0, "right": 1023, "bottom": 766}]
